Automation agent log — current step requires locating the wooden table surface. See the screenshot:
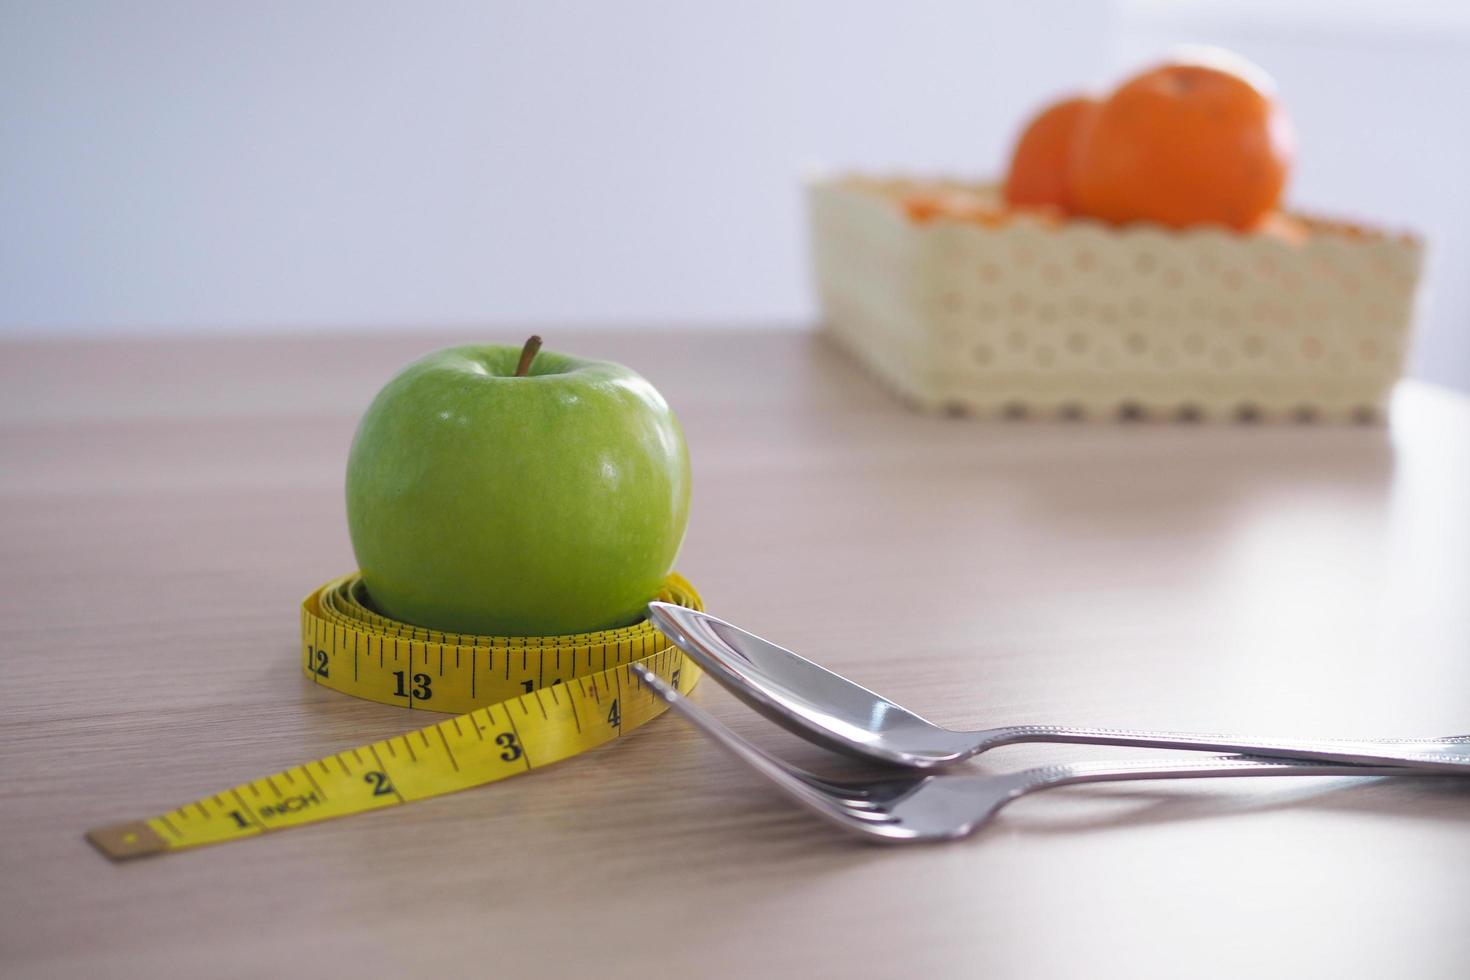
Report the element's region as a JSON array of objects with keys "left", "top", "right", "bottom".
[{"left": 2, "top": 329, "right": 1468, "bottom": 979}]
